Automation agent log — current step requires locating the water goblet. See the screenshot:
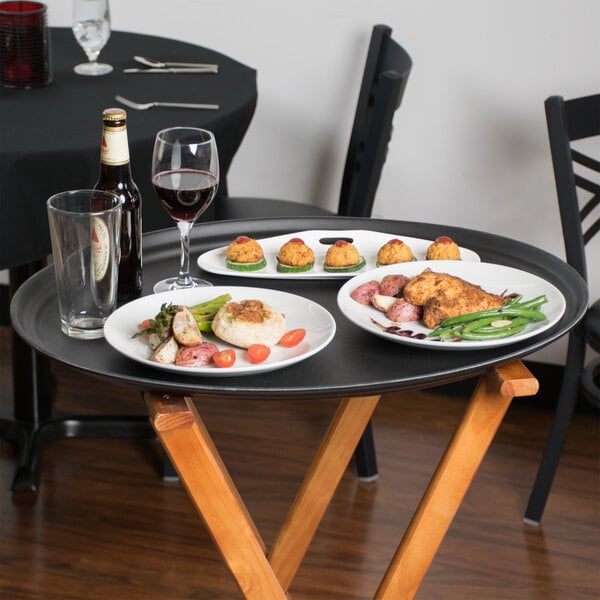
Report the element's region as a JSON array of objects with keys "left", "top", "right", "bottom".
[
  {"left": 72, "top": 0, "right": 112, "bottom": 76},
  {"left": 151, "top": 127, "right": 219, "bottom": 292}
]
